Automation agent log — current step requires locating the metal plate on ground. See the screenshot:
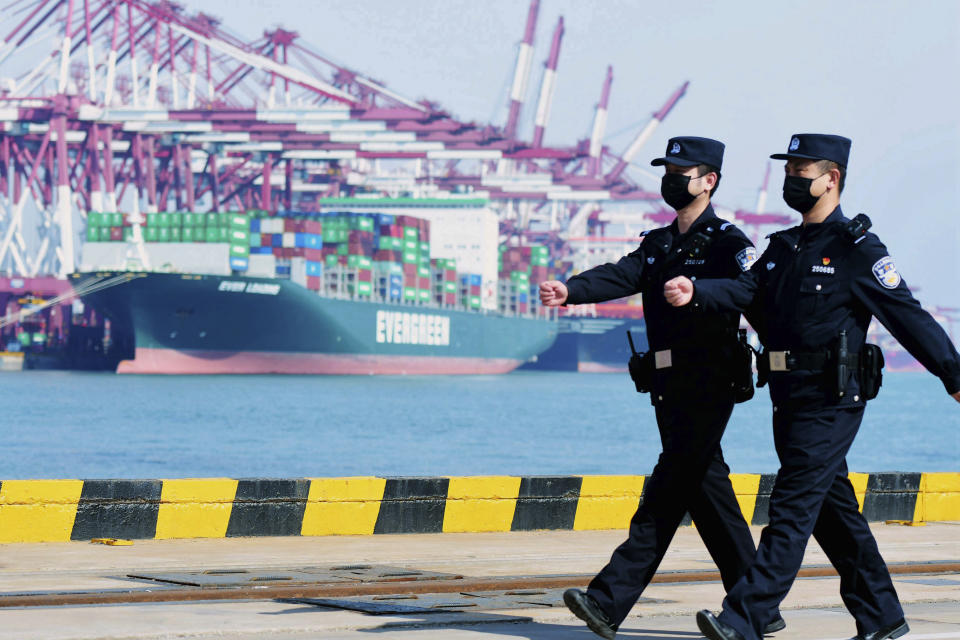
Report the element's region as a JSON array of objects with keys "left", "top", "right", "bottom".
[
  {"left": 127, "top": 565, "right": 463, "bottom": 588},
  {"left": 897, "top": 578, "right": 960, "bottom": 586},
  {"left": 283, "top": 588, "right": 667, "bottom": 615}
]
